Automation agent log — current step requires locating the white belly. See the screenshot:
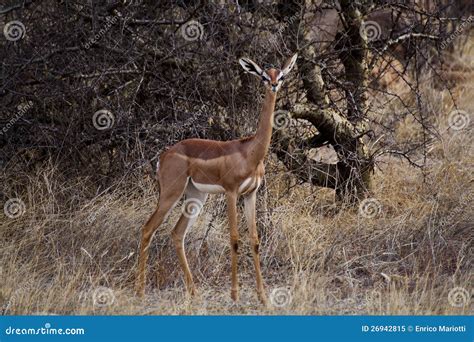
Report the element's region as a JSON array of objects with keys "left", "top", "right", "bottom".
[
  {"left": 190, "top": 177, "right": 261, "bottom": 195},
  {"left": 190, "top": 178, "right": 226, "bottom": 194},
  {"left": 238, "top": 177, "right": 253, "bottom": 192},
  {"left": 239, "top": 177, "right": 261, "bottom": 194}
]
